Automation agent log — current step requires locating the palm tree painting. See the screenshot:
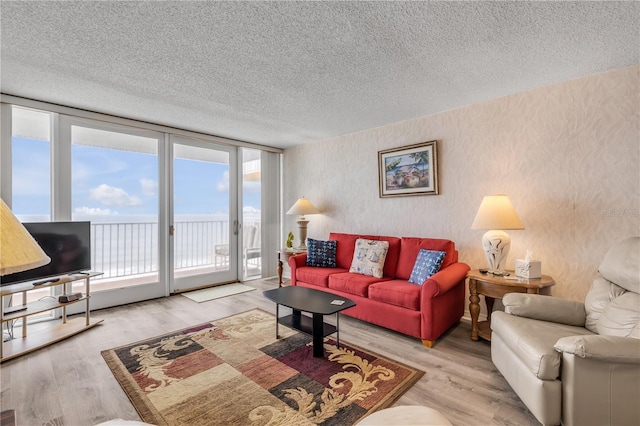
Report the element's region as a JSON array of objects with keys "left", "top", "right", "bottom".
[{"left": 379, "top": 141, "right": 438, "bottom": 197}]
